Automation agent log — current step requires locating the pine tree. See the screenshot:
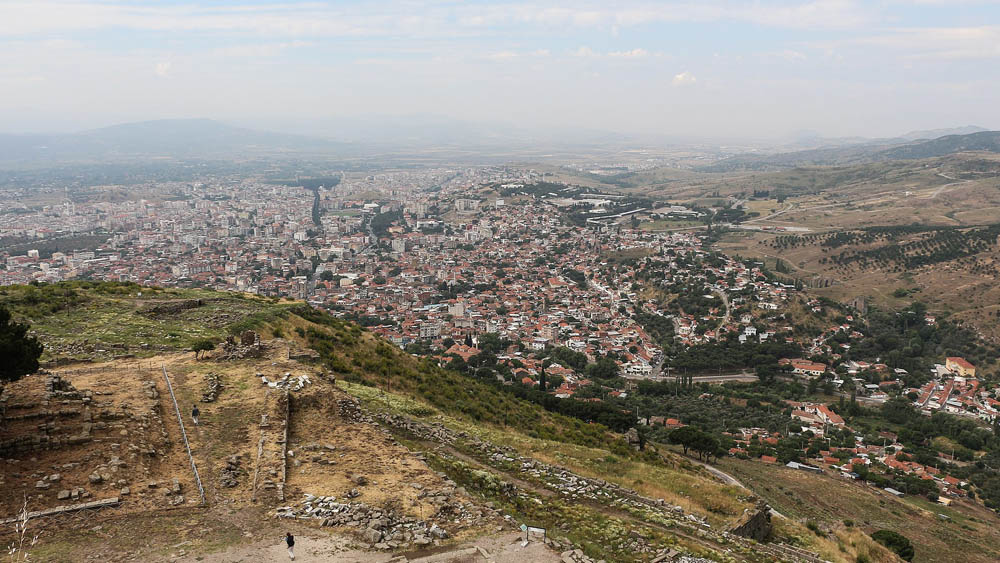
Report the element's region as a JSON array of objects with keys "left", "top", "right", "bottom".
[{"left": 0, "top": 305, "right": 44, "bottom": 385}]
